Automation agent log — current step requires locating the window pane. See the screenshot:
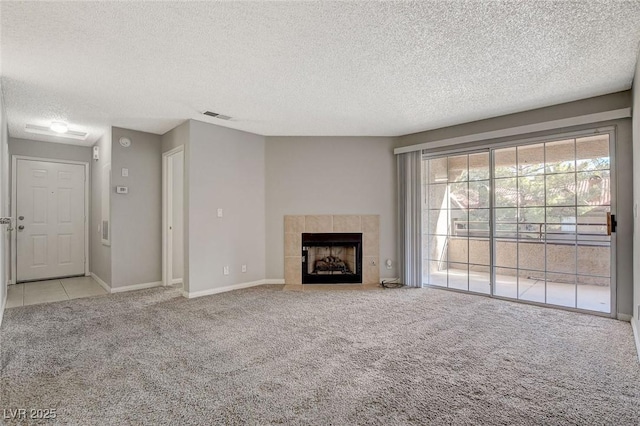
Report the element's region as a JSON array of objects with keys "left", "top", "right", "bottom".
[
  {"left": 427, "top": 210, "right": 448, "bottom": 235},
  {"left": 448, "top": 155, "right": 468, "bottom": 182},
  {"left": 547, "top": 243, "right": 576, "bottom": 274},
  {"left": 428, "top": 157, "right": 448, "bottom": 184},
  {"left": 449, "top": 182, "right": 468, "bottom": 209},
  {"left": 547, "top": 273, "right": 576, "bottom": 308},
  {"left": 518, "top": 143, "right": 545, "bottom": 176},
  {"left": 428, "top": 184, "right": 447, "bottom": 209},
  {"left": 546, "top": 173, "right": 576, "bottom": 206},
  {"left": 426, "top": 235, "right": 448, "bottom": 261},
  {"left": 577, "top": 206, "right": 609, "bottom": 241},
  {"left": 545, "top": 139, "right": 575, "bottom": 173},
  {"left": 576, "top": 170, "right": 609, "bottom": 206},
  {"left": 577, "top": 245, "right": 609, "bottom": 278},
  {"left": 518, "top": 270, "right": 545, "bottom": 303},
  {"left": 494, "top": 267, "right": 518, "bottom": 298},
  {"left": 518, "top": 175, "right": 545, "bottom": 207},
  {"left": 468, "top": 180, "right": 490, "bottom": 208},
  {"left": 494, "top": 147, "right": 517, "bottom": 178},
  {"left": 469, "top": 238, "right": 490, "bottom": 265},
  {"left": 518, "top": 242, "right": 544, "bottom": 271},
  {"left": 468, "top": 153, "right": 489, "bottom": 180},
  {"left": 546, "top": 207, "right": 575, "bottom": 223},
  {"left": 450, "top": 208, "right": 468, "bottom": 237},
  {"left": 576, "top": 135, "right": 609, "bottom": 171},
  {"left": 426, "top": 261, "right": 447, "bottom": 287},
  {"left": 448, "top": 237, "right": 468, "bottom": 264},
  {"left": 495, "top": 240, "right": 517, "bottom": 268},
  {"left": 577, "top": 276, "right": 610, "bottom": 313},
  {"left": 469, "top": 209, "right": 490, "bottom": 237},
  {"left": 447, "top": 263, "right": 468, "bottom": 290},
  {"left": 494, "top": 178, "right": 518, "bottom": 207}
]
